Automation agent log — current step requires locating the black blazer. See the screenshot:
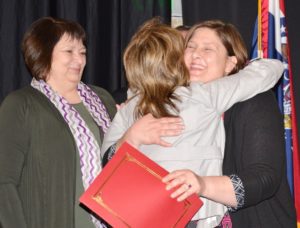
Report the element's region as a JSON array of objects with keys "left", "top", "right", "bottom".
[{"left": 223, "top": 91, "right": 296, "bottom": 228}]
